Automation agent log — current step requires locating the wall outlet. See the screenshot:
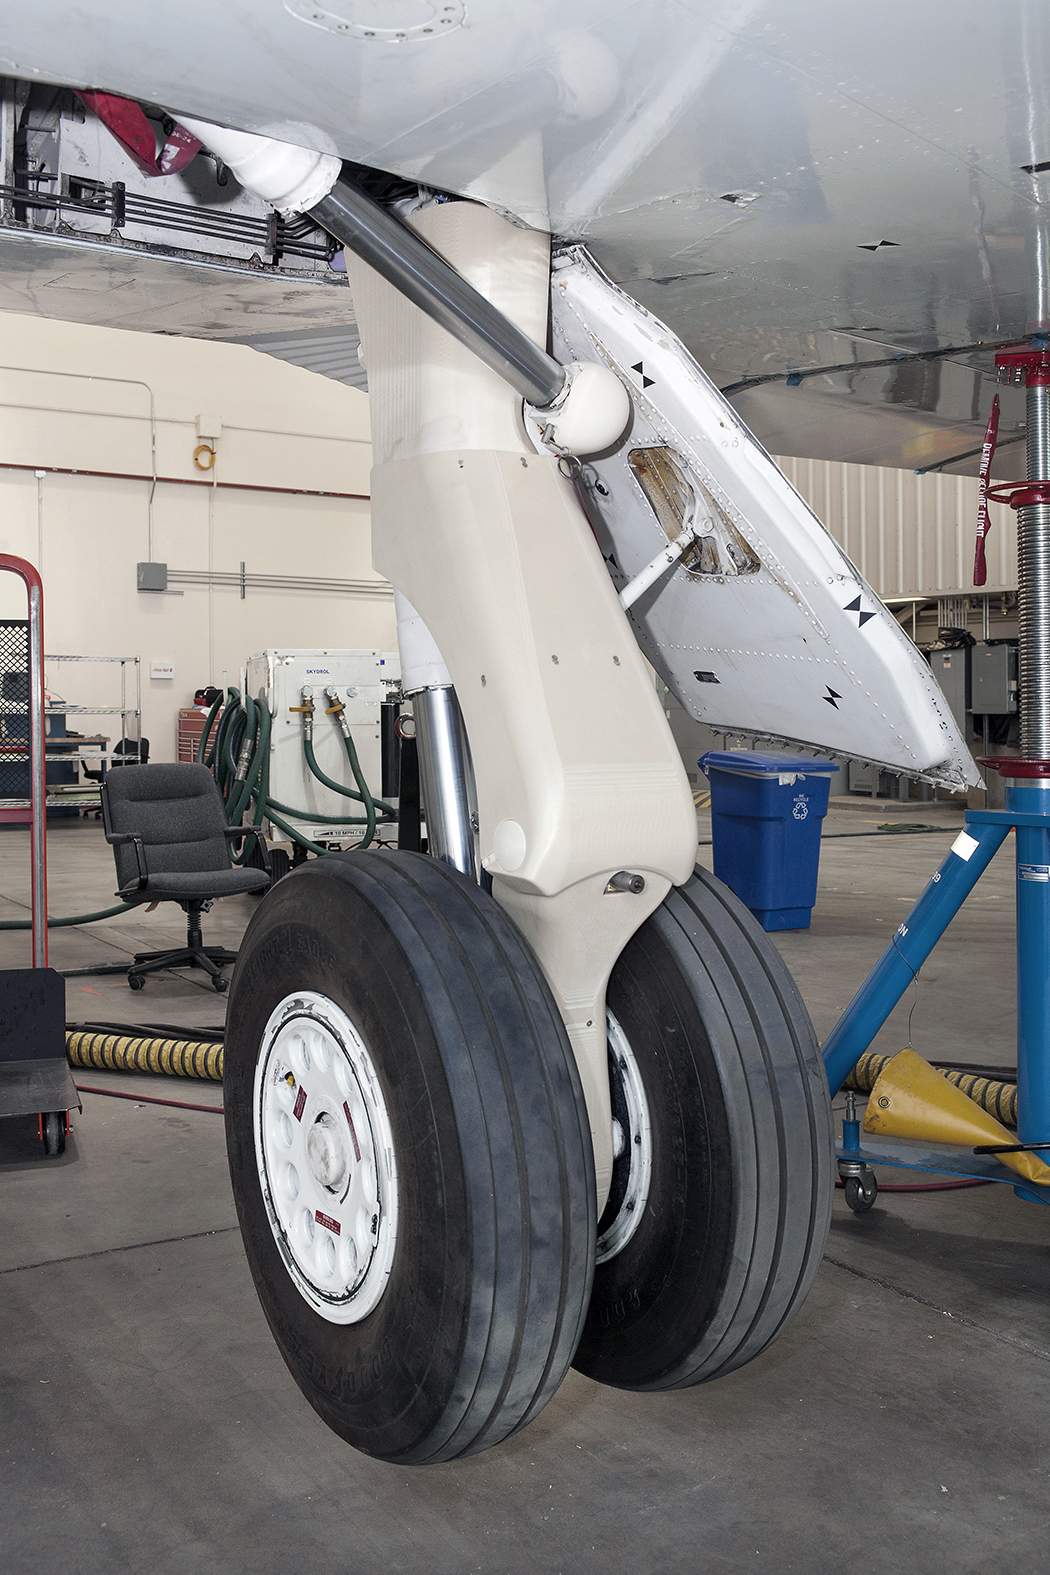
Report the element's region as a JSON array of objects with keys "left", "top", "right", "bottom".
[{"left": 150, "top": 661, "right": 175, "bottom": 681}]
